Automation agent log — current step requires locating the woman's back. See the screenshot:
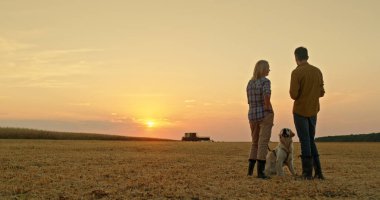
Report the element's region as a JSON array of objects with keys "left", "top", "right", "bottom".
[{"left": 247, "top": 77, "right": 271, "bottom": 122}]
